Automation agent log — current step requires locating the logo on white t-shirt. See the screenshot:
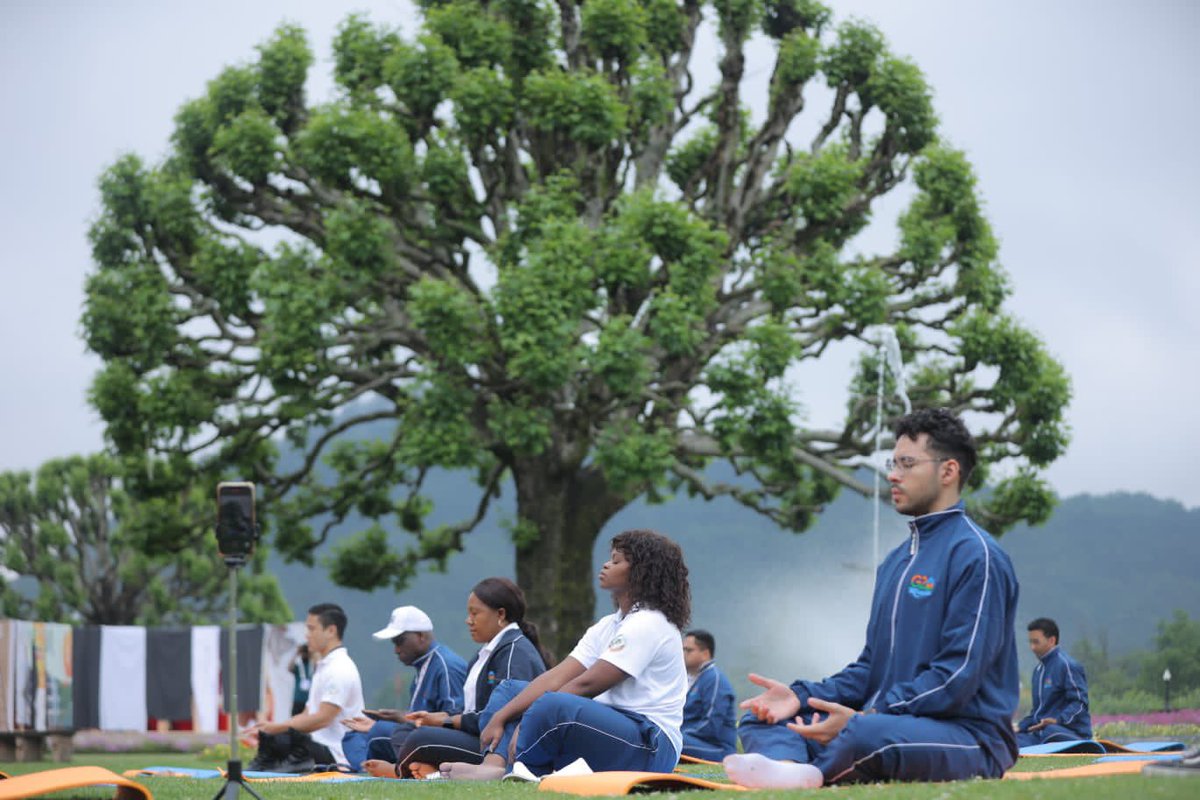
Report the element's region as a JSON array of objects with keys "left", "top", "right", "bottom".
[{"left": 607, "top": 634, "right": 627, "bottom": 653}]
